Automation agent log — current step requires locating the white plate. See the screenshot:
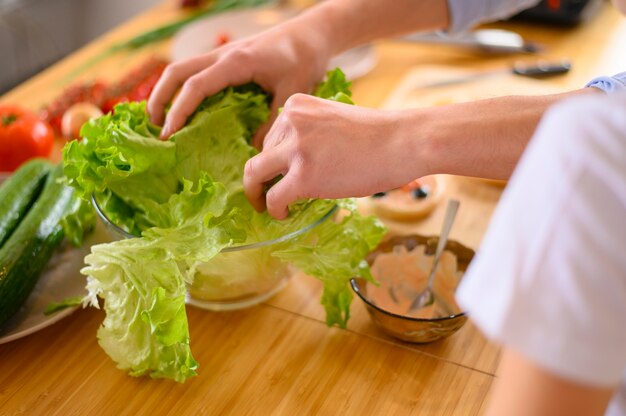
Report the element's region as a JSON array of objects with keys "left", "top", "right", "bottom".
[
  {"left": 0, "top": 223, "right": 111, "bottom": 344},
  {"left": 171, "top": 7, "right": 378, "bottom": 81}
]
